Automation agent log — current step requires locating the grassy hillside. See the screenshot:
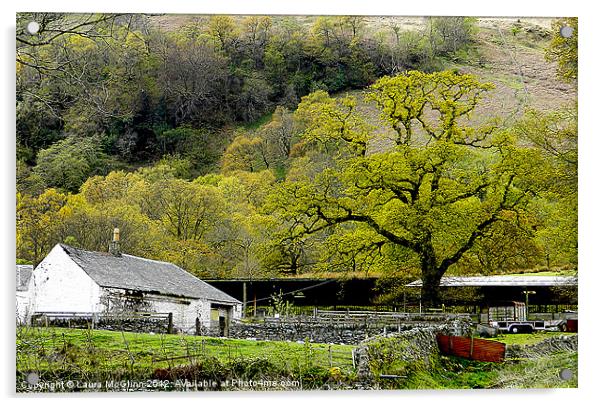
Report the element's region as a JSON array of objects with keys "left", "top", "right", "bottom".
[{"left": 335, "top": 18, "right": 575, "bottom": 154}]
